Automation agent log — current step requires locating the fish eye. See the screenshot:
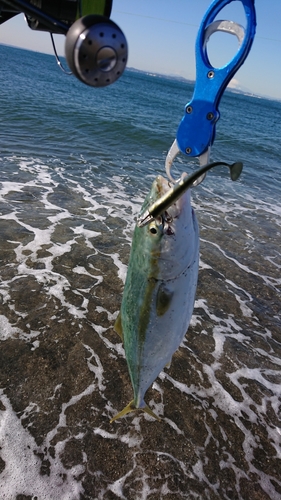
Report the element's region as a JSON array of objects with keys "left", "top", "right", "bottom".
[
  {"left": 148, "top": 221, "right": 159, "bottom": 235},
  {"left": 148, "top": 218, "right": 164, "bottom": 235}
]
